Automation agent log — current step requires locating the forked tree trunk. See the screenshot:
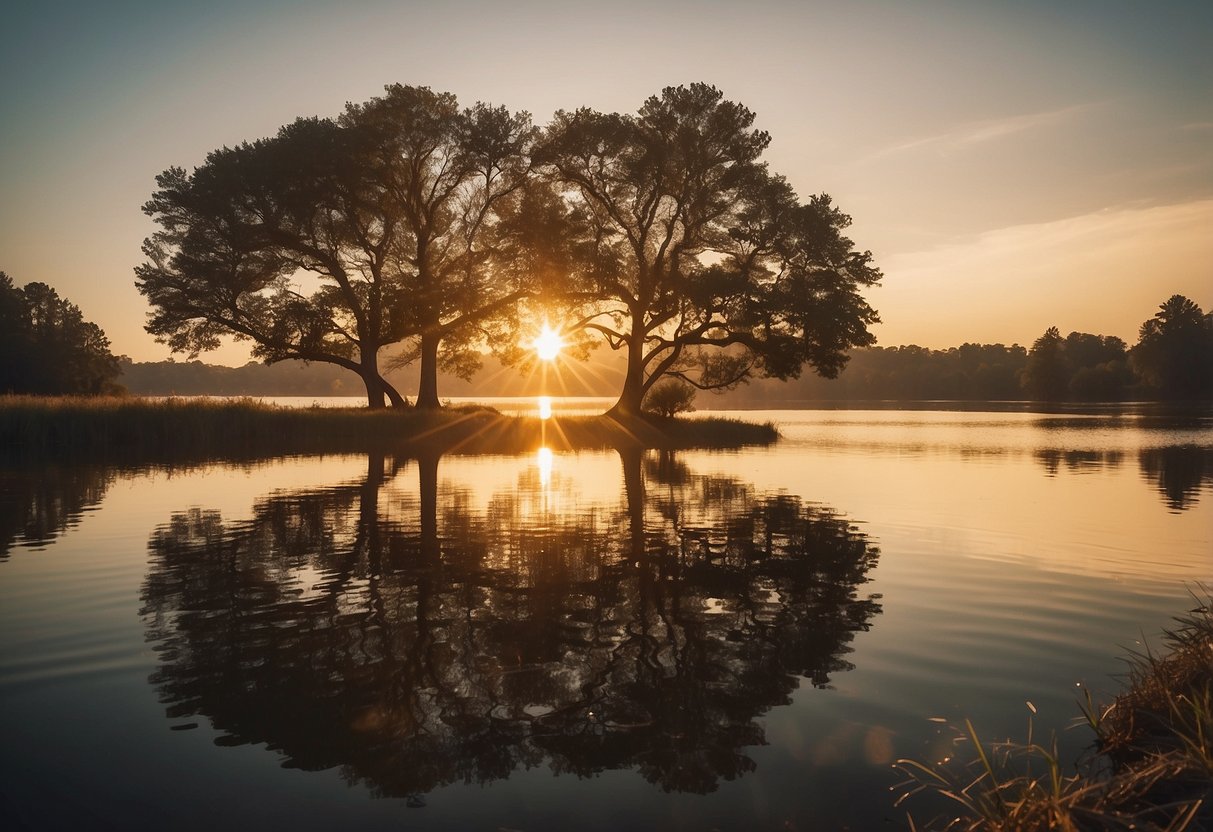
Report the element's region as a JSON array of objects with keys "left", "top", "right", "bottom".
[
  {"left": 607, "top": 331, "right": 646, "bottom": 419},
  {"left": 360, "top": 348, "right": 387, "bottom": 409},
  {"left": 380, "top": 376, "right": 408, "bottom": 408}
]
